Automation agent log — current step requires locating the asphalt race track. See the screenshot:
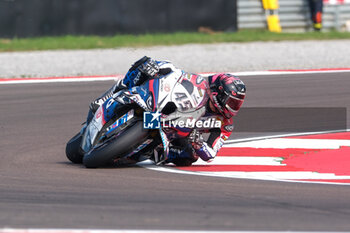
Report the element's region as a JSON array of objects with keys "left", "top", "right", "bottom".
[{"left": 1, "top": 72, "right": 350, "bottom": 231}]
